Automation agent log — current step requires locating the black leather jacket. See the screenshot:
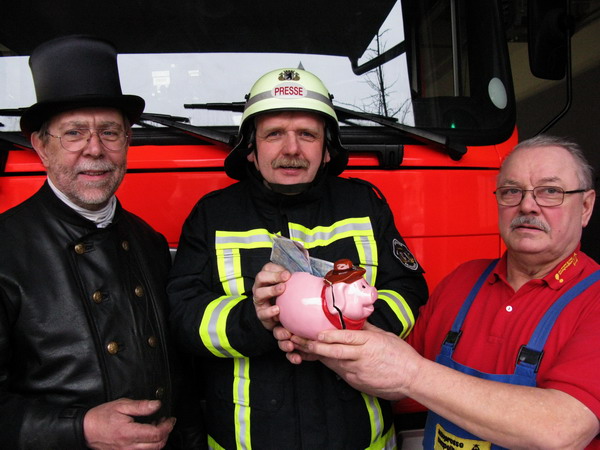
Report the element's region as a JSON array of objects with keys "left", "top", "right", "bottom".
[{"left": 0, "top": 182, "right": 175, "bottom": 448}]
